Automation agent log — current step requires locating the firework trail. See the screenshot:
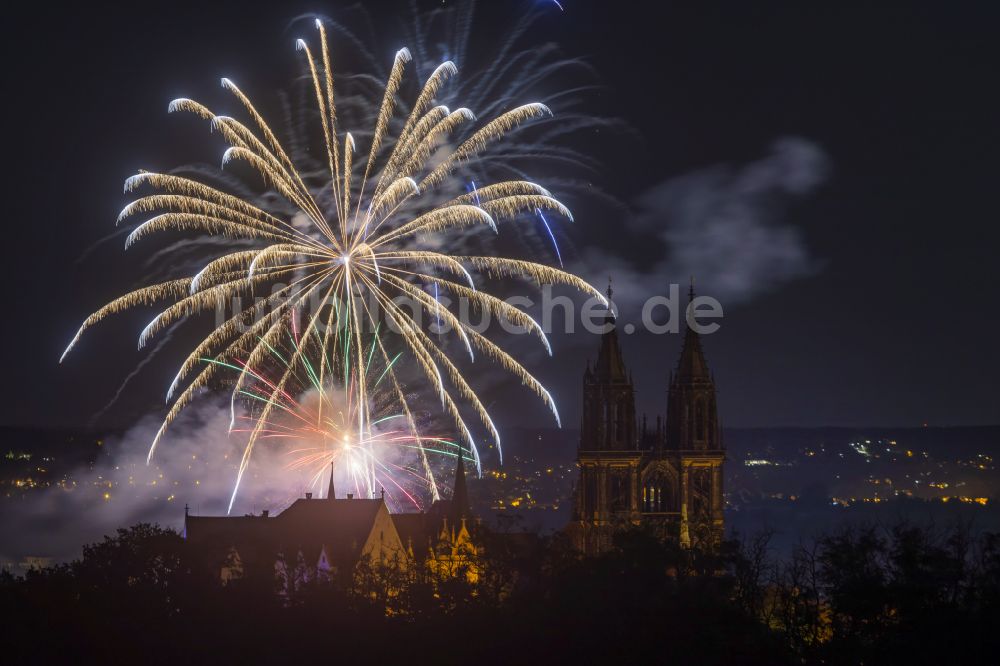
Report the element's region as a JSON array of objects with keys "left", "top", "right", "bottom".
[
  {"left": 306, "top": 1, "right": 622, "bottom": 260},
  {"left": 62, "top": 16, "right": 605, "bottom": 512},
  {"left": 226, "top": 327, "right": 471, "bottom": 511}
]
